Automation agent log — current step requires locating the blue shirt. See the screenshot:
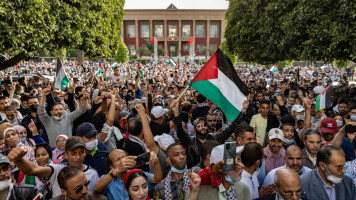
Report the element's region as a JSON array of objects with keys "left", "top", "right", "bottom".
[
  {"left": 84, "top": 142, "right": 109, "bottom": 176},
  {"left": 341, "top": 137, "right": 355, "bottom": 161},
  {"left": 102, "top": 171, "right": 154, "bottom": 200}
]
